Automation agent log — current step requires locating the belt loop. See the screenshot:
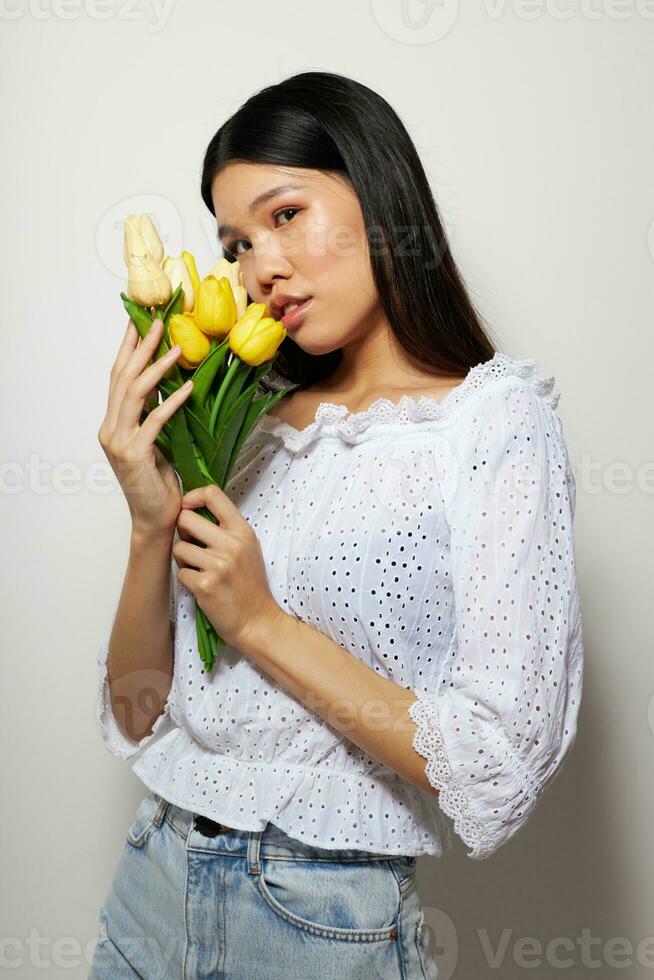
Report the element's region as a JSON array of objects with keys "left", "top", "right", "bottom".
[
  {"left": 246, "top": 830, "right": 263, "bottom": 876},
  {"left": 153, "top": 794, "right": 169, "bottom": 828}
]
